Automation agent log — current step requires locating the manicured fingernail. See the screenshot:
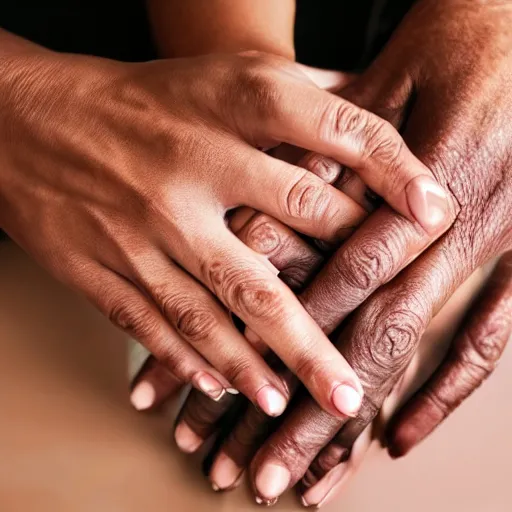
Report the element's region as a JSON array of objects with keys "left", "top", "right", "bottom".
[
  {"left": 210, "top": 452, "right": 244, "bottom": 491},
  {"left": 174, "top": 422, "right": 203, "bottom": 453},
  {"left": 226, "top": 388, "right": 239, "bottom": 395},
  {"left": 255, "top": 462, "right": 291, "bottom": 501},
  {"left": 256, "top": 385, "right": 287, "bottom": 417},
  {"left": 332, "top": 384, "right": 362, "bottom": 417},
  {"left": 130, "top": 381, "right": 156, "bottom": 411},
  {"left": 301, "top": 462, "right": 349, "bottom": 508},
  {"left": 406, "top": 175, "right": 449, "bottom": 232},
  {"left": 193, "top": 372, "right": 226, "bottom": 401}
]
